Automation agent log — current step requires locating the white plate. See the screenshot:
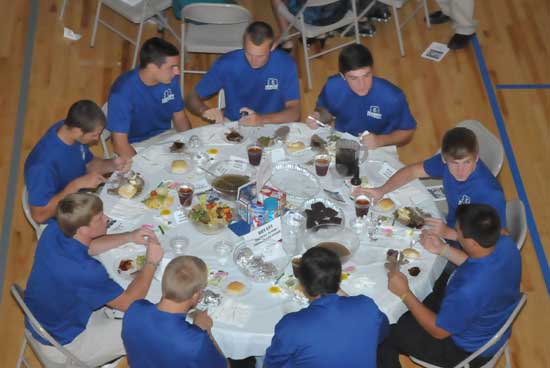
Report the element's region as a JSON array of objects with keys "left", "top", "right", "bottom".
[
  {"left": 164, "top": 159, "right": 194, "bottom": 175},
  {"left": 269, "top": 162, "right": 321, "bottom": 204},
  {"left": 223, "top": 130, "right": 247, "bottom": 144},
  {"left": 221, "top": 277, "right": 252, "bottom": 298}
]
